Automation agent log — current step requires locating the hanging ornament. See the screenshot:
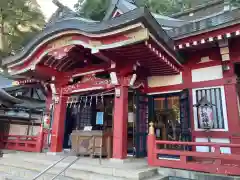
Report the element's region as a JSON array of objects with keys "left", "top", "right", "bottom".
[
  {"left": 101, "top": 95, "right": 104, "bottom": 104},
  {"left": 66, "top": 97, "right": 70, "bottom": 108},
  {"left": 69, "top": 98, "right": 73, "bottom": 108},
  {"left": 84, "top": 96, "right": 88, "bottom": 108},
  {"left": 90, "top": 96, "right": 92, "bottom": 107},
  {"left": 78, "top": 97, "right": 82, "bottom": 109},
  {"left": 73, "top": 97, "right": 77, "bottom": 108}
]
